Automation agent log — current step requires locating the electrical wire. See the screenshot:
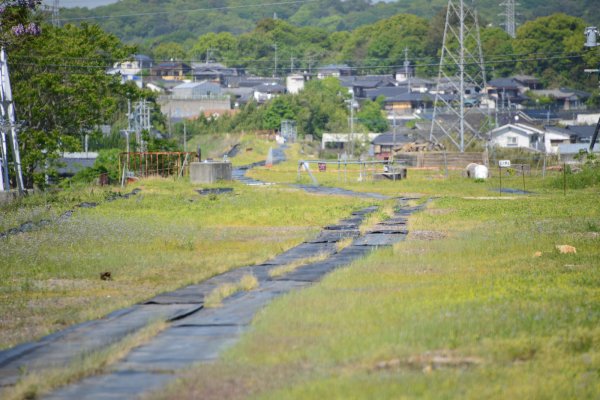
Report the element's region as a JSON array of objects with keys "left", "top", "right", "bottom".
[
  {"left": 10, "top": 47, "right": 585, "bottom": 69},
  {"left": 6, "top": 53, "right": 587, "bottom": 77}
]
